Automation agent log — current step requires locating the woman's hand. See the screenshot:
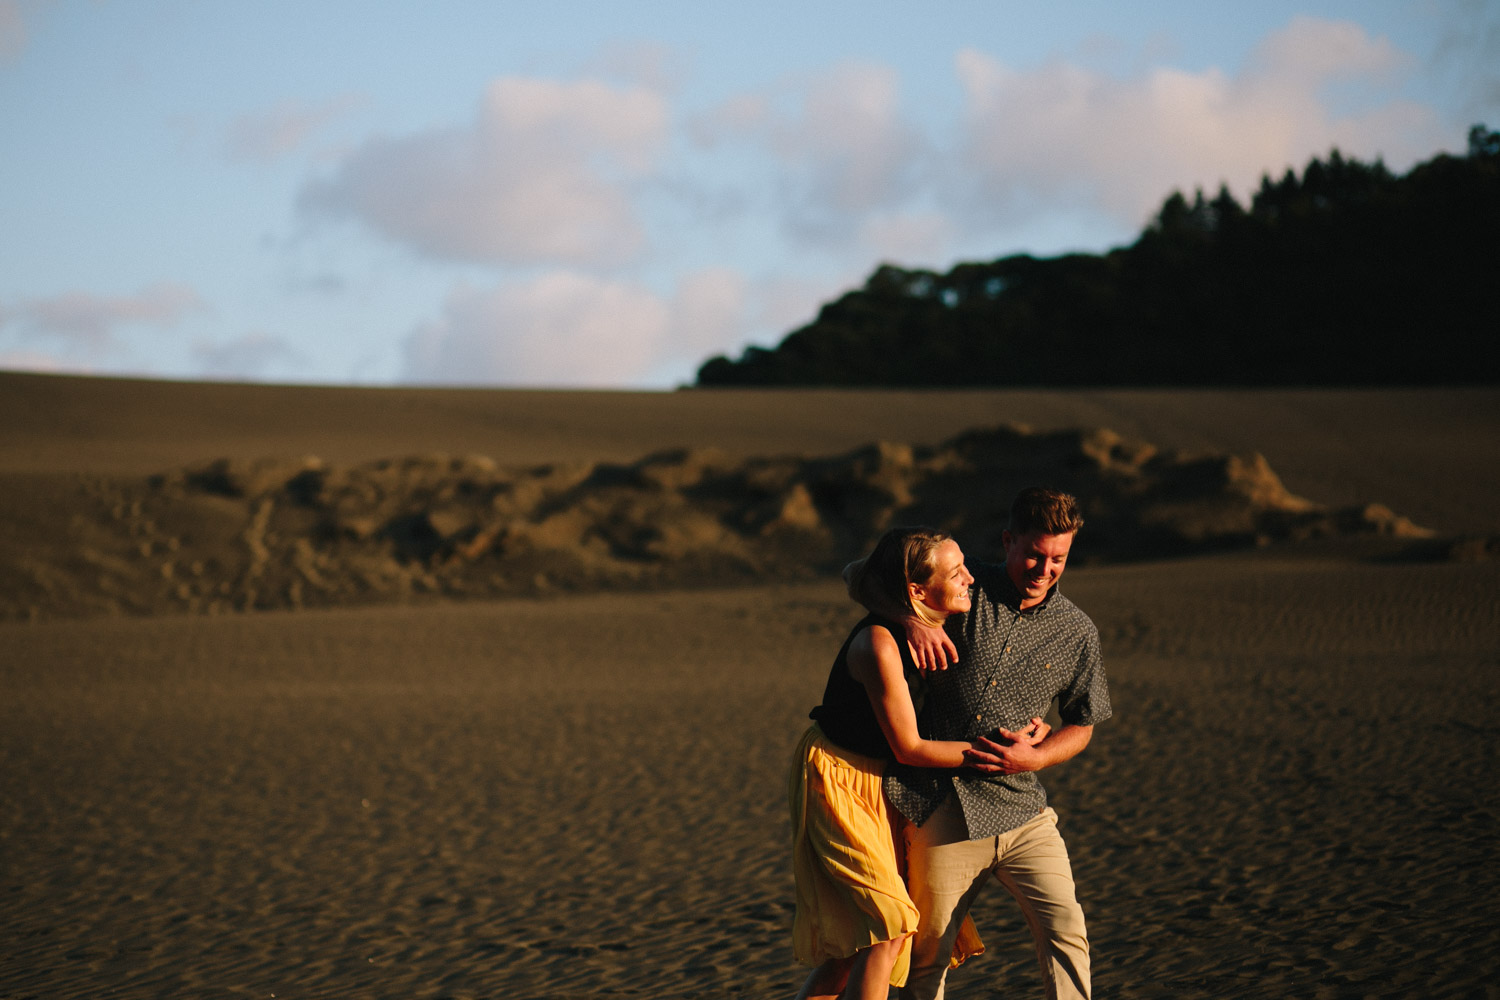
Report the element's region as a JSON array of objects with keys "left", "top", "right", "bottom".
[{"left": 961, "top": 743, "right": 1006, "bottom": 774}]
